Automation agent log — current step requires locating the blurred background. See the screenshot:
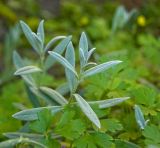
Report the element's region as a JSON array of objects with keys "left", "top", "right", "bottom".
[{"left": 0, "top": 0, "right": 160, "bottom": 142}]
